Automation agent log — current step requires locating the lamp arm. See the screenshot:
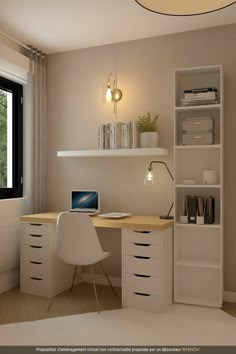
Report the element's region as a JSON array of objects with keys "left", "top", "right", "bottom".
[{"left": 149, "top": 161, "right": 174, "bottom": 181}]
